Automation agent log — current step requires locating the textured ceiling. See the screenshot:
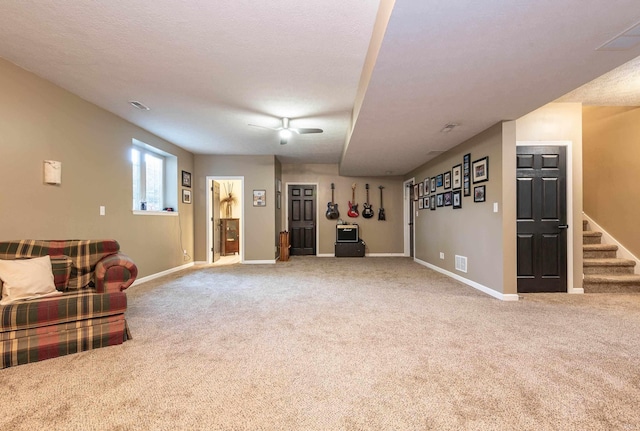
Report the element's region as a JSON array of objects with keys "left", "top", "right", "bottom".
[
  {"left": 1, "top": 1, "right": 640, "bottom": 176},
  {"left": 556, "top": 55, "right": 640, "bottom": 105}
]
